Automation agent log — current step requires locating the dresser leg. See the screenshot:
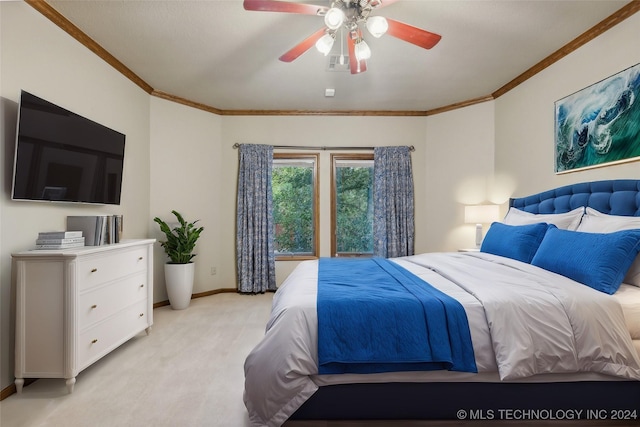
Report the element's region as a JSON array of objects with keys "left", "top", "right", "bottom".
[
  {"left": 145, "top": 326, "right": 152, "bottom": 335},
  {"left": 15, "top": 378, "right": 24, "bottom": 394},
  {"left": 66, "top": 377, "right": 76, "bottom": 394}
]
